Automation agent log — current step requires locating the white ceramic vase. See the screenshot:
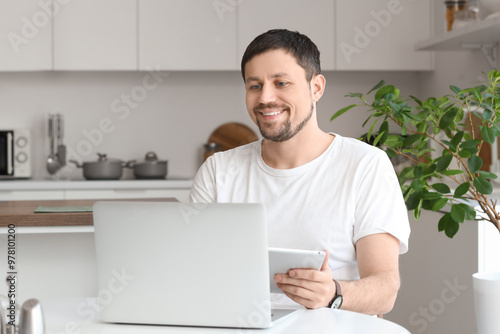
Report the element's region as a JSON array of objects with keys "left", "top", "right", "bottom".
[{"left": 473, "top": 271, "right": 500, "bottom": 334}]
